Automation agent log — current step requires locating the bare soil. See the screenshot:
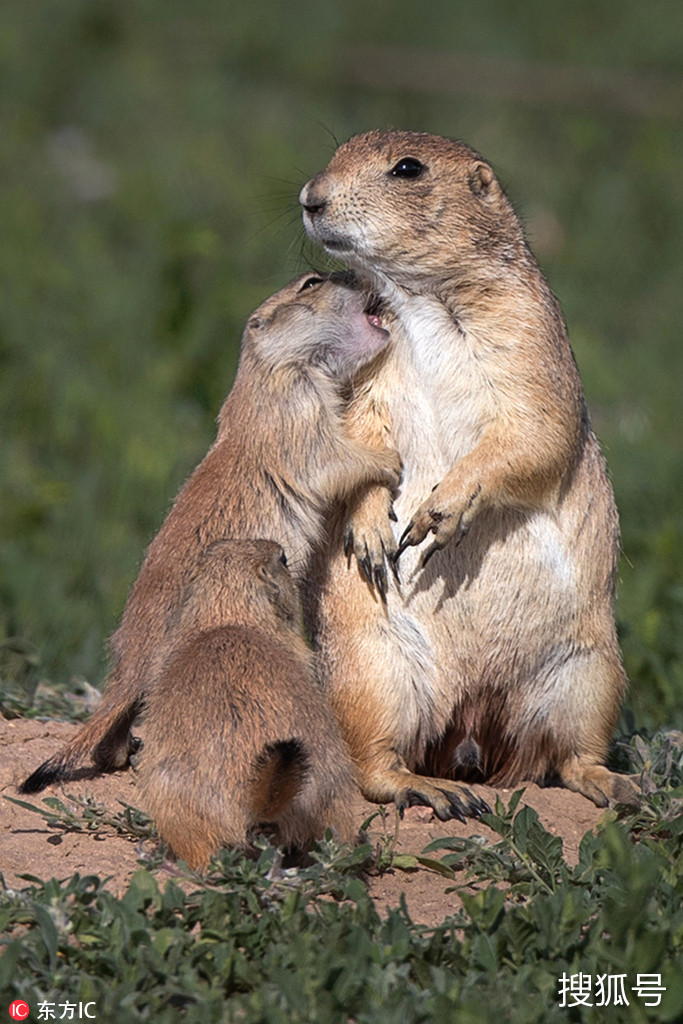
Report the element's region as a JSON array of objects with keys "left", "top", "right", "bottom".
[{"left": 1, "top": 717, "right": 605, "bottom": 927}]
